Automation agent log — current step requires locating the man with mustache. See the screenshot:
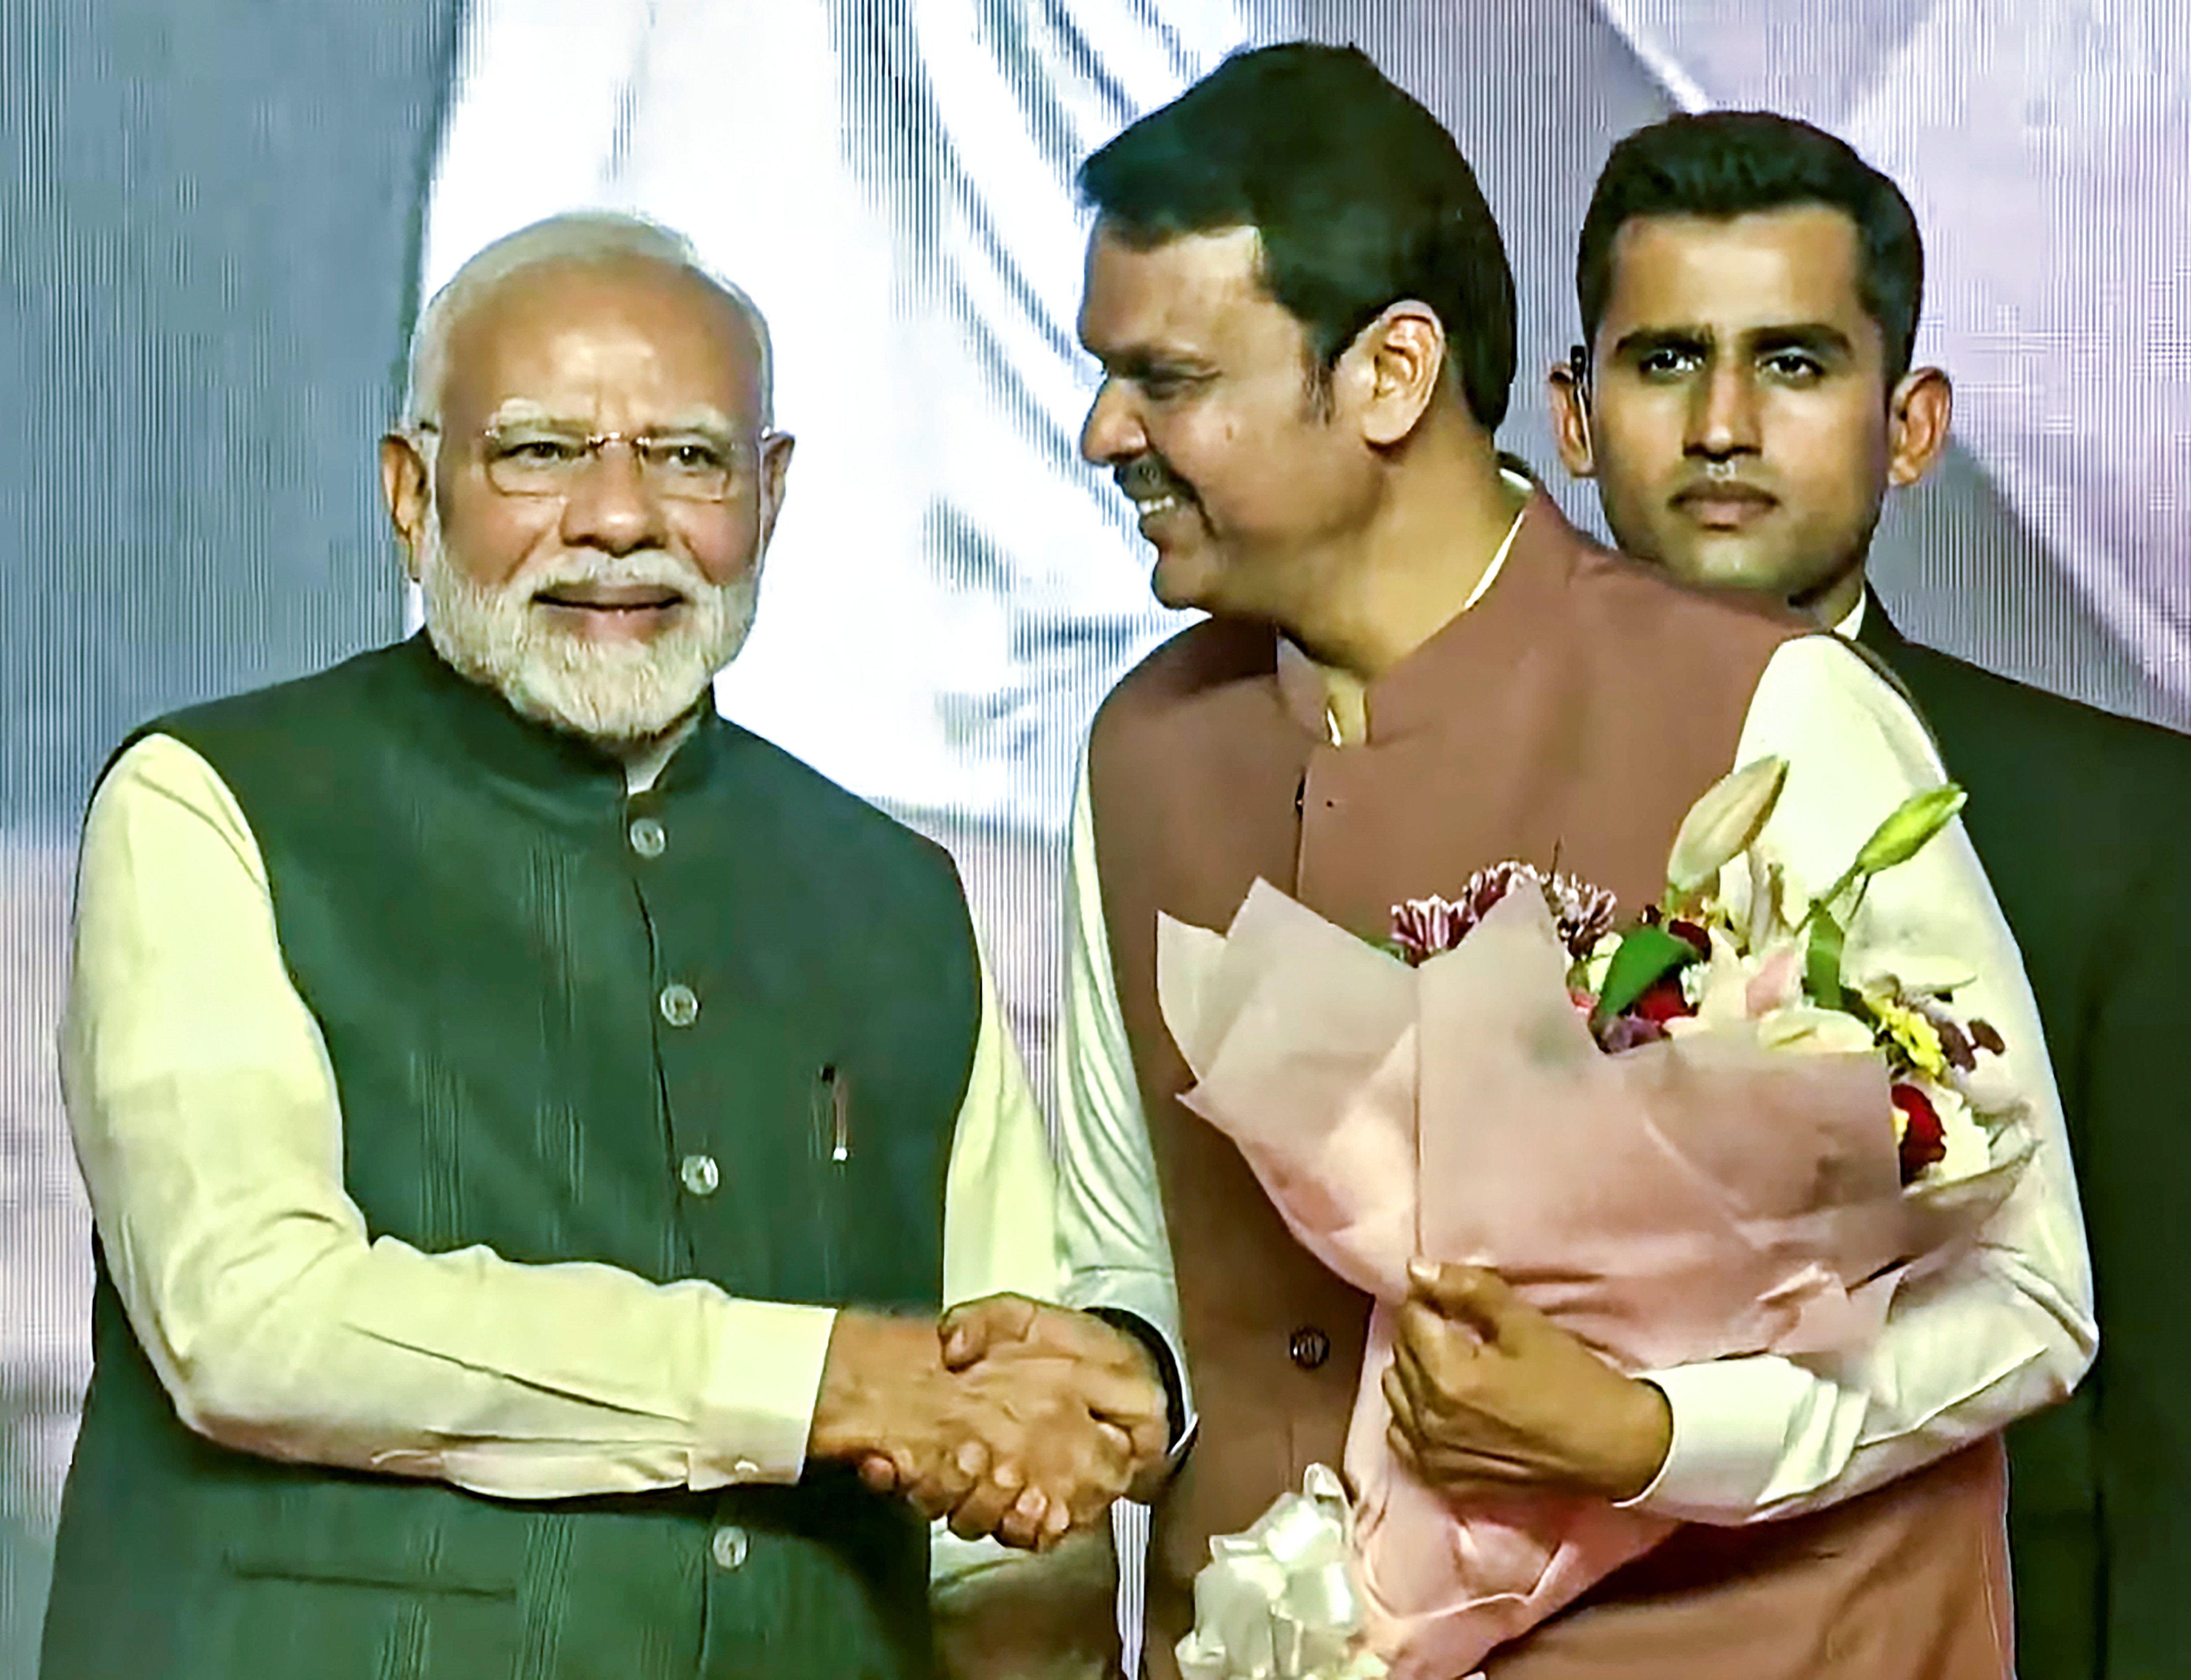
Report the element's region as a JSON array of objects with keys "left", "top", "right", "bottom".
[
  {"left": 41, "top": 212, "right": 1164, "bottom": 1680},
  {"left": 1023, "top": 42, "right": 2091, "bottom": 1680},
  {"left": 1548, "top": 109, "right": 2191, "bottom": 1680}
]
